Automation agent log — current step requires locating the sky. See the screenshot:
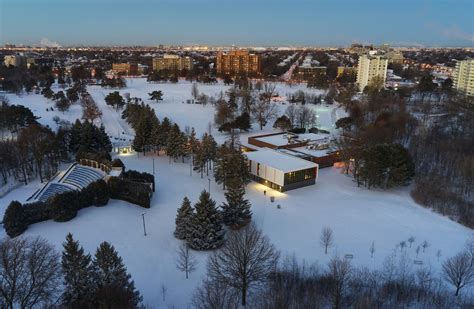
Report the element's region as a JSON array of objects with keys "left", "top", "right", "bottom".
[{"left": 0, "top": 0, "right": 473, "bottom": 47}]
